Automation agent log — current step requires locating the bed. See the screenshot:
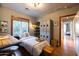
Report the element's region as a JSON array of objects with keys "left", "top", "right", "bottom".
[
  {"left": 20, "top": 36, "right": 50, "bottom": 56},
  {"left": 0, "top": 34, "right": 50, "bottom": 56}
]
